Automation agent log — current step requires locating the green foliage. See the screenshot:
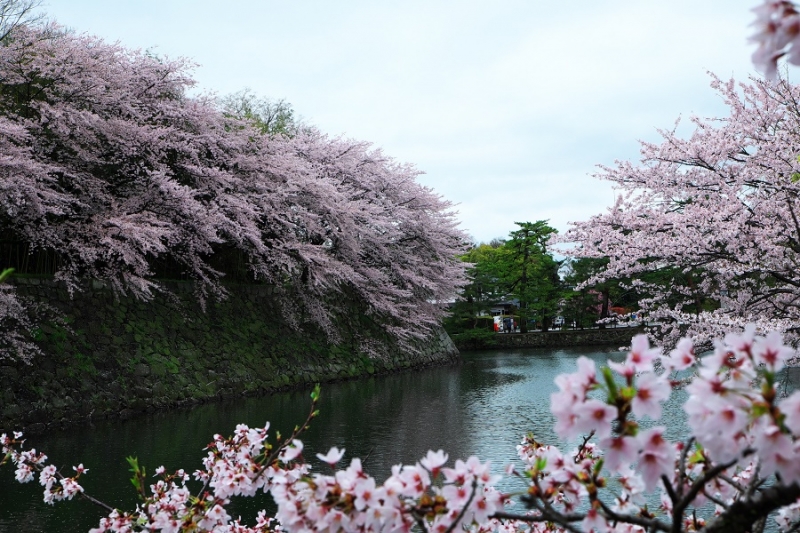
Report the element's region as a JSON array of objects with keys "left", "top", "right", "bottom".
[
  {"left": 220, "top": 89, "right": 297, "bottom": 137},
  {"left": 444, "top": 243, "right": 507, "bottom": 332},
  {"left": 443, "top": 315, "right": 494, "bottom": 335},
  {"left": 562, "top": 257, "right": 646, "bottom": 328},
  {"left": 449, "top": 328, "right": 497, "bottom": 351},
  {"left": 502, "top": 221, "right": 562, "bottom": 332},
  {"left": 126, "top": 456, "right": 148, "bottom": 500},
  {"left": 563, "top": 256, "right": 720, "bottom": 328},
  {"left": 446, "top": 221, "right": 563, "bottom": 334},
  {"left": 635, "top": 265, "right": 719, "bottom": 315},
  {"left": 66, "top": 352, "right": 97, "bottom": 378},
  {"left": 561, "top": 257, "right": 608, "bottom": 329}
]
